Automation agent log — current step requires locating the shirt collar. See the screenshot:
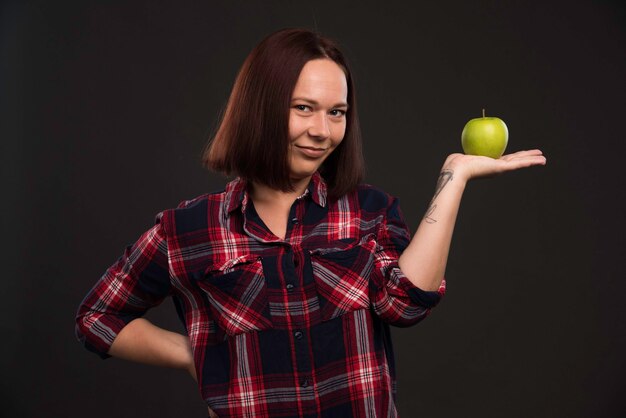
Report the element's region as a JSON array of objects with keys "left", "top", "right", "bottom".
[
  {"left": 224, "top": 171, "right": 328, "bottom": 215},
  {"left": 308, "top": 171, "right": 328, "bottom": 208}
]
